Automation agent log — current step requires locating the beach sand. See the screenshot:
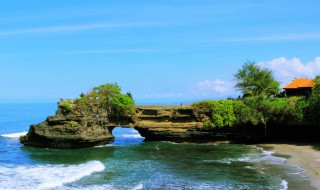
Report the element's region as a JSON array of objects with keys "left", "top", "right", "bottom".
[{"left": 259, "top": 143, "right": 320, "bottom": 190}]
